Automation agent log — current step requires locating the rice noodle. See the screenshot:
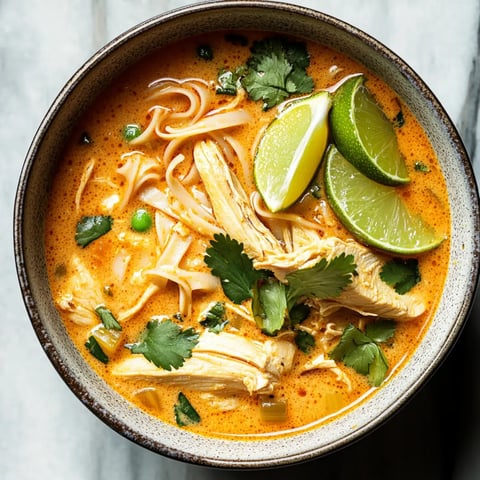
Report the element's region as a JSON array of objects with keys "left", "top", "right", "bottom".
[{"left": 75, "top": 158, "right": 95, "bottom": 212}]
